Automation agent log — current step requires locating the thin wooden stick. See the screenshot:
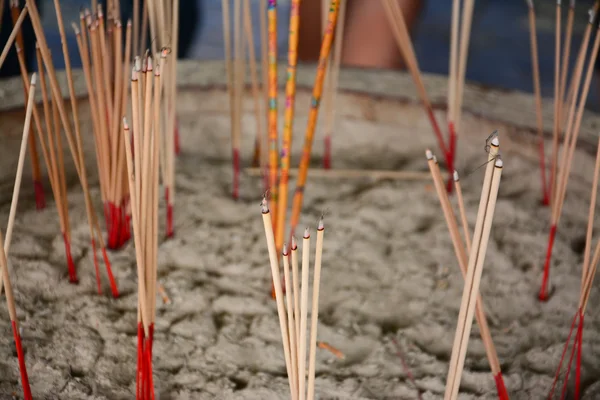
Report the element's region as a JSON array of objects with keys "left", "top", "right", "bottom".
[
  {"left": 133, "top": 0, "right": 140, "bottom": 53},
  {"left": 259, "top": 0, "right": 269, "bottom": 191},
  {"left": 289, "top": 0, "right": 341, "bottom": 239},
  {"left": 445, "top": 156, "right": 503, "bottom": 400},
  {"left": 231, "top": 0, "right": 243, "bottom": 200},
  {"left": 558, "top": 0, "right": 576, "bottom": 129},
  {"left": 447, "top": 0, "right": 460, "bottom": 155},
  {"left": 0, "top": 73, "right": 37, "bottom": 296},
  {"left": 453, "top": 170, "right": 471, "bottom": 253},
  {"left": 275, "top": 0, "right": 302, "bottom": 255},
  {"left": 307, "top": 217, "right": 325, "bottom": 400},
  {"left": 581, "top": 136, "right": 600, "bottom": 294},
  {"left": 267, "top": 0, "right": 279, "bottom": 220},
  {"left": 261, "top": 197, "right": 295, "bottom": 395},
  {"left": 10, "top": 0, "right": 45, "bottom": 210},
  {"left": 549, "top": 0, "right": 563, "bottom": 211},
  {"left": 283, "top": 244, "right": 298, "bottom": 400},
  {"left": 291, "top": 235, "right": 301, "bottom": 384},
  {"left": 322, "top": 0, "right": 347, "bottom": 169},
  {"left": 0, "top": 4, "right": 27, "bottom": 70},
  {"left": 526, "top": 0, "right": 549, "bottom": 205},
  {"left": 299, "top": 226, "right": 311, "bottom": 400}
]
